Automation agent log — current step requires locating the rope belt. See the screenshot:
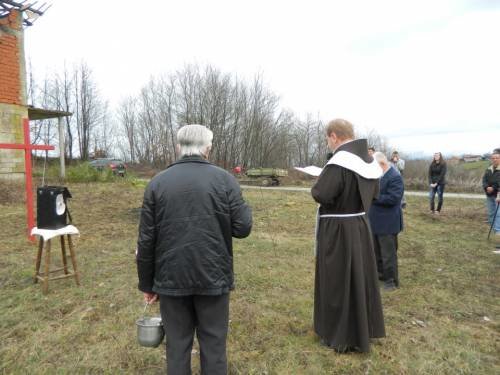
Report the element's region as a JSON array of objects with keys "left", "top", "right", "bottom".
[
  {"left": 319, "top": 212, "right": 365, "bottom": 218},
  {"left": 314, "top": 209, "right": 366, "bottom": 256}
]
